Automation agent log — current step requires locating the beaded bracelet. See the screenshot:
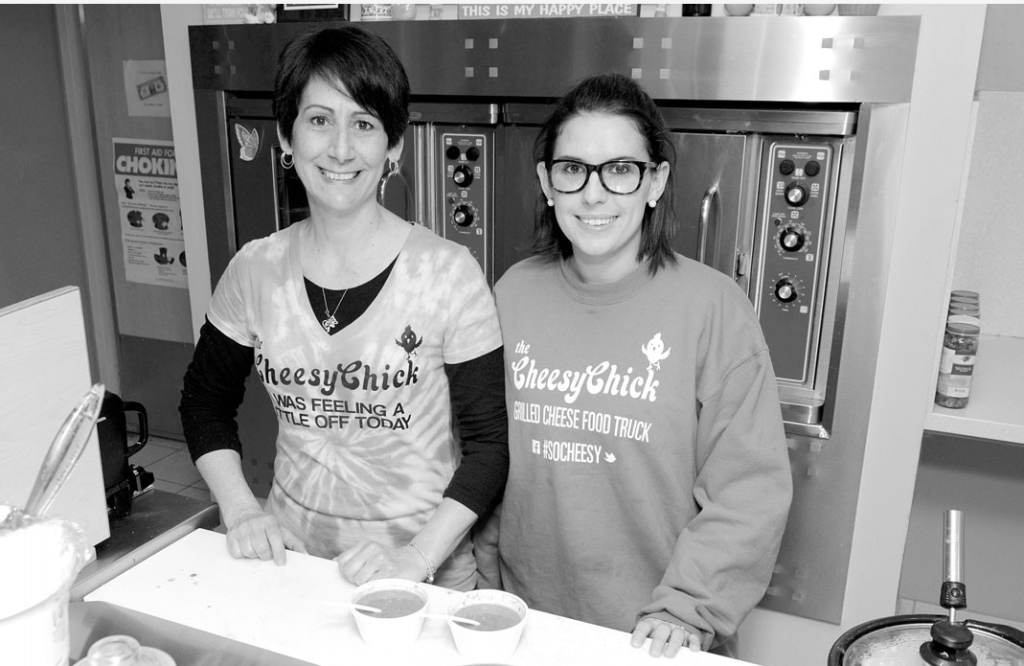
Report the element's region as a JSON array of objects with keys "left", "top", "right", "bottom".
[{"left": 408, "top": 542, "right": 436, "bottom": 584}]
